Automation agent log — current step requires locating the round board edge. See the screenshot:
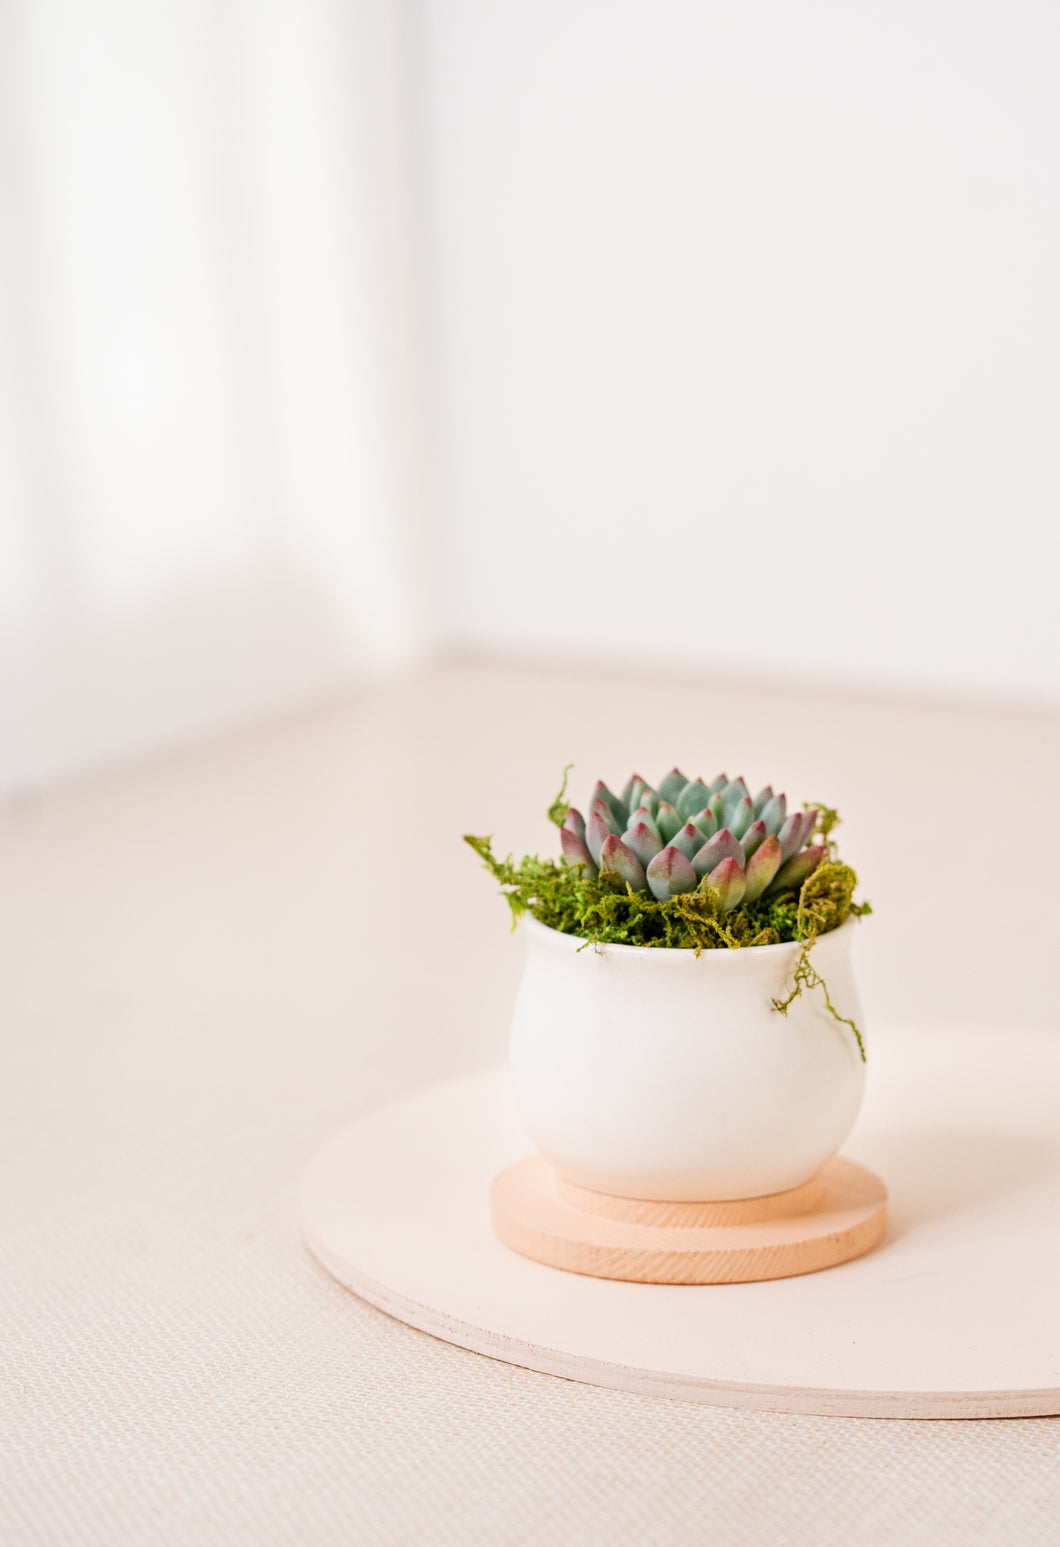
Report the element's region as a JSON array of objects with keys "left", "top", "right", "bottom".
[{"left": 301, "top": 1130, "right": 1060, "bottom": 1422}]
